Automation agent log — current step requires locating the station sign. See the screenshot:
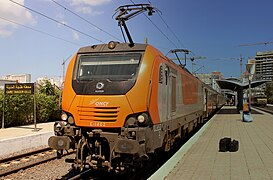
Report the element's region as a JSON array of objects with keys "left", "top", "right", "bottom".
[{"left": 4, "top": 83, "right": 35, "bottom": 95}]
